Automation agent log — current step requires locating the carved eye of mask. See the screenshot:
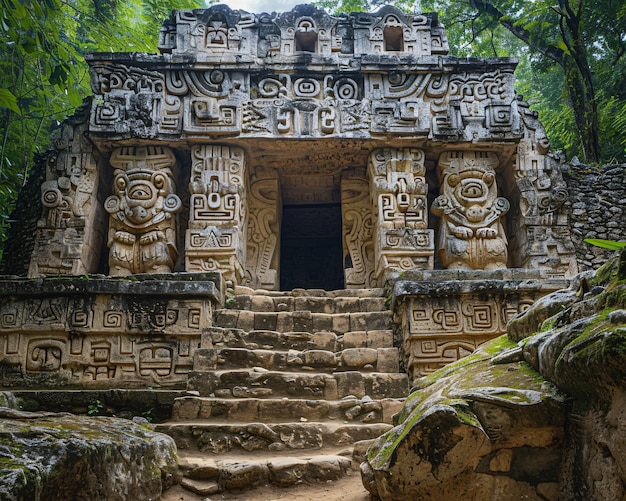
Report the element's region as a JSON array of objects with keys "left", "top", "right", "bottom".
[
  {"left": 128, "top": 183, "right": 154, "bottom": 201},
  {"left": 448, "top": 173, "right": 460, "bottom": 187},
  {"left": 482, "top": 171, "right": 495, "bottom": 186}
]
